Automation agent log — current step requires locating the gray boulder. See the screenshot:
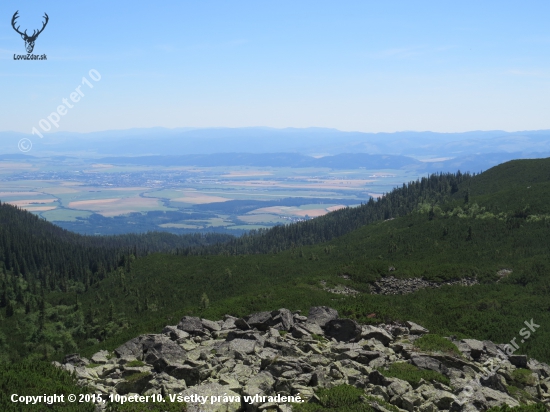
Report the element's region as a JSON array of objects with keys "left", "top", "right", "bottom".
[
  {"left": 300, "top": 322, "right": 324, "bottom": 336},
  {"left": 180, "top": 383, "right": 241, "bottom": 412},
  {"left": 139, "top": 335, "right": 187, "bottom": 364},
  {"left": 235, "top": 318, "right": 251, "bottom": 330},
  {"left": 171, "top": 365, "right": 201, "bottom": 386},
  {"left": 162, "top": 325, "right": 190, "bottom": 341},
  {"left": 202, "top": 318, "right": 221, "bottom": 332},
  {"left": 177, "top": 316, "right": 205, "bottom": 335},
  {"left": 479, "top": 386, "right": 520, "bottom": 408},
  {"left": 480, "top": 372, "right": 508, "bottom": 392},
  {"left": 509, "top": 354, "right": 528, "bottom": 368},
  {"left": 90, "top": 350, "right": 110, "bottom": 365},
  {"left": 324, "top": 318, "right": 362, "bottom": 342},
  {"left": 246, "top": 311, "right": 273, "bottom": 331},
  {"left": 411, "top": 355, "right": 449, "bottom": 375},
  {"left": 115, "top": 335, "right": 148, "bottom": 358},
  {"left": 406, "top": 321, "right": 429, "bottom": 335},
  {"left": 221, "top": 316, "right": 238, "bottom": 330},
  {"left": 528, "top": 359, "right": 550, "bottom": 378},
  {"left": 221, "top": 338, "right": 258, "bottom": 355},
  {"left": 307, "top": 306, "right": 338, "bottom": 327},
  {"left": 361, "top": 325, "right": 394, "bottom": 345},
  {"left": 291, "top": 324, "right": 312, "bottom": 339},
  {"left": 270, "top": 308, "right": 294, "bottom": 330},
  {"left": 115, "top": 371, "right": 153, "bottom": 395},
  {"left": 461, "top": 339, "right": 485, "bottom": 359},
  {"left": 62, "top": 353, "right": 90, "bottom": 367}
]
